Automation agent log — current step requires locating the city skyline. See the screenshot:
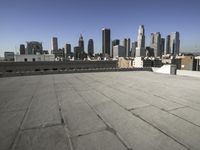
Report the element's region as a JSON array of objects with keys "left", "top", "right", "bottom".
[{"left": 0, "top": 0, "right": 200, "bottom": 56}]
